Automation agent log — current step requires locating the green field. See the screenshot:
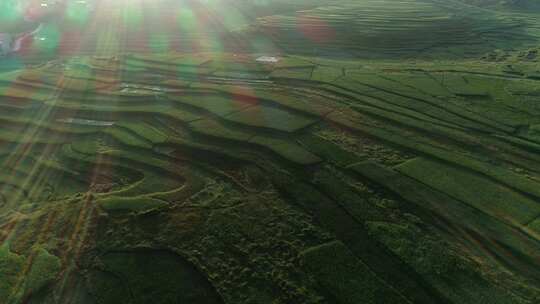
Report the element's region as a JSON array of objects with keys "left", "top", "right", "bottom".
[{"left": 0, "top": 0, "right": 540, "bottom": 303}]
